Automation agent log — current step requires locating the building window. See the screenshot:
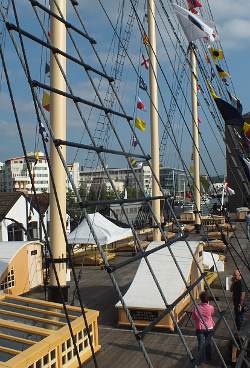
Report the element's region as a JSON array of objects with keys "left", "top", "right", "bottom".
[
  {"left": 27, "top": 221, "right": 38, "bottom": 240},
  {"left": 7, "top": 223, "right": 23, "bottom": 241}
]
